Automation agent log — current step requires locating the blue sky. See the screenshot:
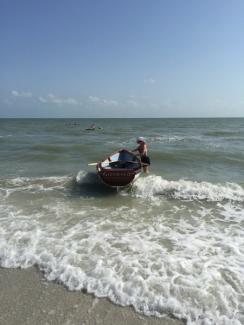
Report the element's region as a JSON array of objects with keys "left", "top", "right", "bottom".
[{"left": 0, "top": 0, "right": 244, "bottom": 117}]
